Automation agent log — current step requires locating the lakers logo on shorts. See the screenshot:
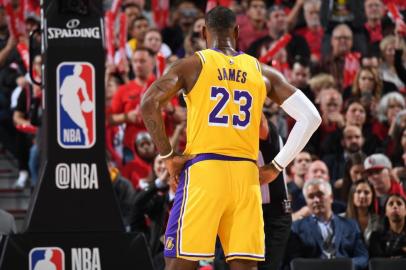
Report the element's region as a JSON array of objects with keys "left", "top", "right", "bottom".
[{"left": 165, "top": 237, "right": 174, "bottom": 251}]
